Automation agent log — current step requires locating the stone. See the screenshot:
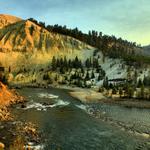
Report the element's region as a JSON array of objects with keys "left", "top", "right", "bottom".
[{"left": 0, "top": 142, "right": 5, "bottom": 149}]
